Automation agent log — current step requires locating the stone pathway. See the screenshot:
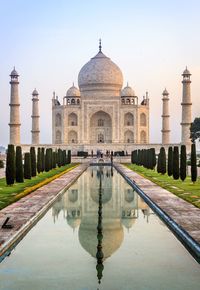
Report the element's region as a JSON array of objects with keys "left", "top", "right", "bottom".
[
  {"left": 115, "top": 164, "right": 200, "bottom": 248},
  {"left": 0, "top": 164, "right": 88, "bottom": 258}
]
